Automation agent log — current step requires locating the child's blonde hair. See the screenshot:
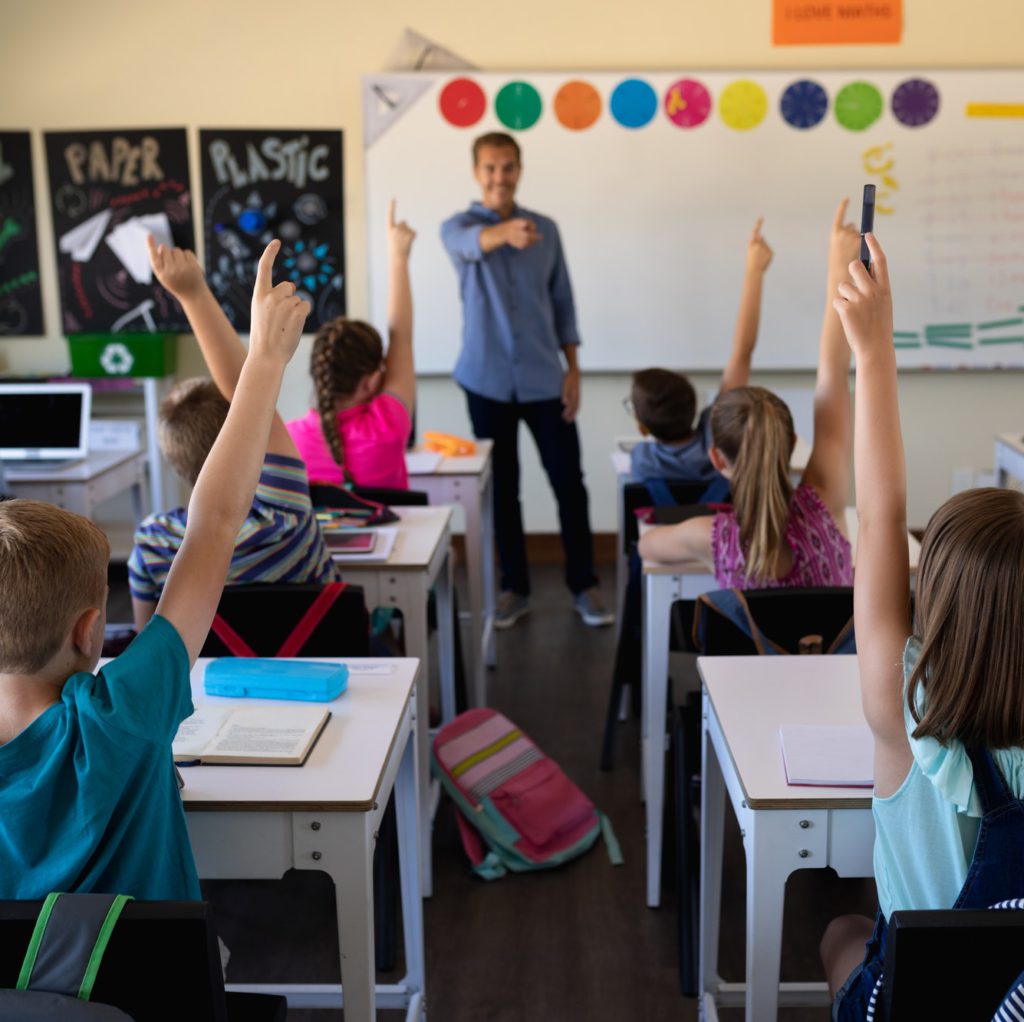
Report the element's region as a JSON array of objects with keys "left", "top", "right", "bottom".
[
  {"left": 710, "top": 386, "right": 795, "bottom": 584},
  {"left": 158, "top": 378, "right": 230, "bottom": 486},
  {"left": 0, "top": 500, "right": 109, "bottom": 673},
  {"left": 909, "top": 487, "right": 1024, "bottom": 748}
]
